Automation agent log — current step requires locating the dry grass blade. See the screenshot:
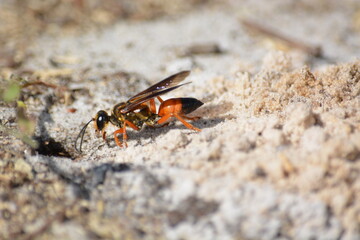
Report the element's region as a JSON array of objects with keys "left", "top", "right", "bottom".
[{"left": 241, "top": 19, "right": 323, "bottom": 58}]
